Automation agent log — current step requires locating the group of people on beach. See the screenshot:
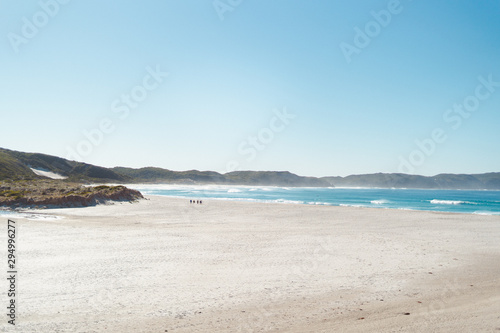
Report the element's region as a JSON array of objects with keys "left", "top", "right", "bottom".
[{"left": 190, "top": 199, "right": 202, "bottom": 204}]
